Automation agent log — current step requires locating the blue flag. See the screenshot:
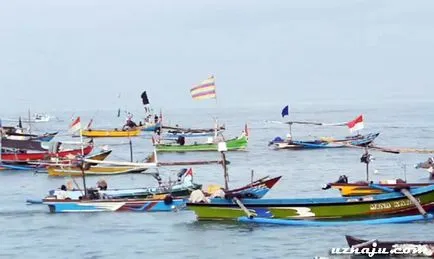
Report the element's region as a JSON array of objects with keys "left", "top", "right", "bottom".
[{"left": 281, "top": 105, "right": 289, "bottom": 118}]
